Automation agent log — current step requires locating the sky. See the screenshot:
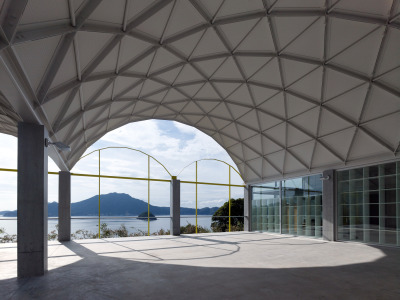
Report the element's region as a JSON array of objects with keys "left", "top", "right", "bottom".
[{"left": 0, "top": 120, "right": 244, "bottom": 211}]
